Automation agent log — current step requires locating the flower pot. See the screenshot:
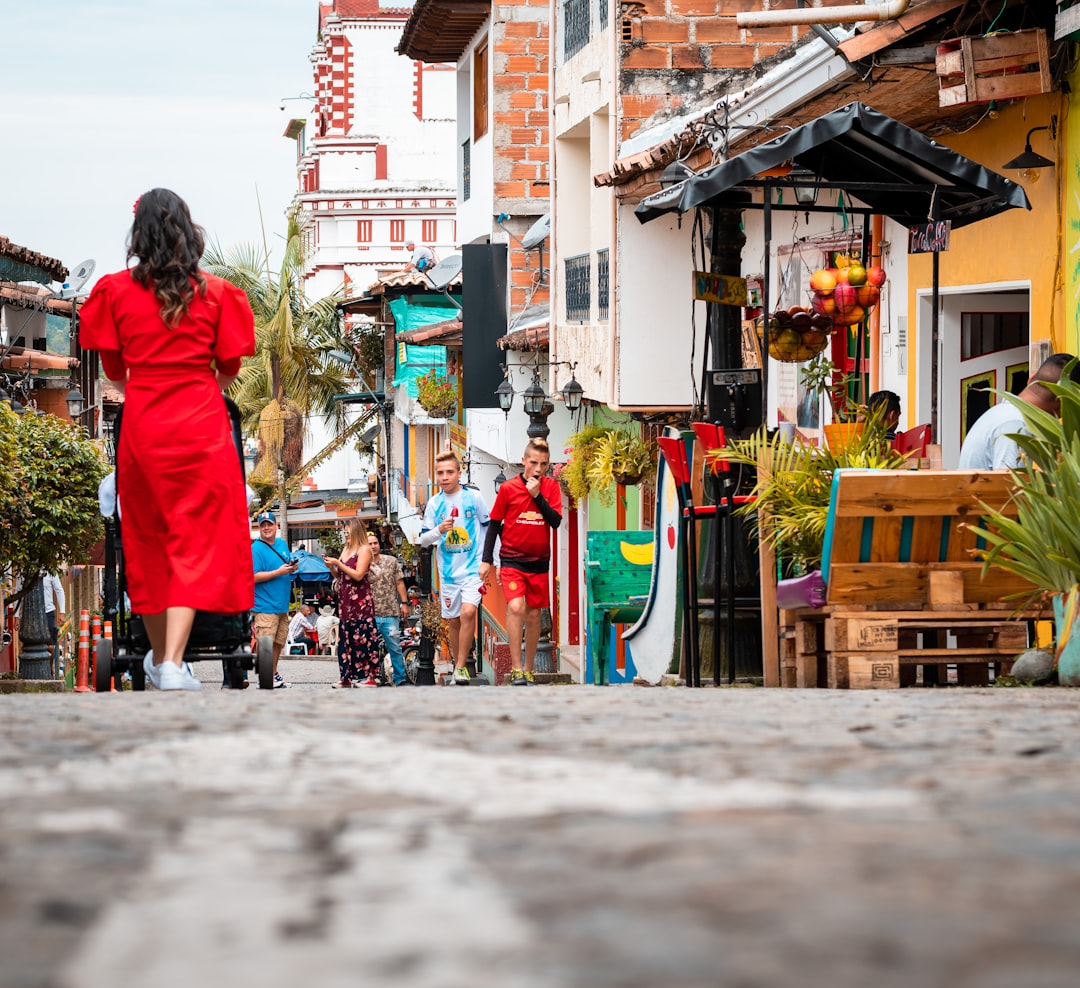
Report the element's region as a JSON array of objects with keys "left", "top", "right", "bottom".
[
  {"left": 1053, "top": 590, "right": 1080, "bottom": 687},
  {"left": 823, "top": 422, "right": 864, "bottom": 452},
  {"left": 612, "top": 470, "right": 644, "bottom": 487}
]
